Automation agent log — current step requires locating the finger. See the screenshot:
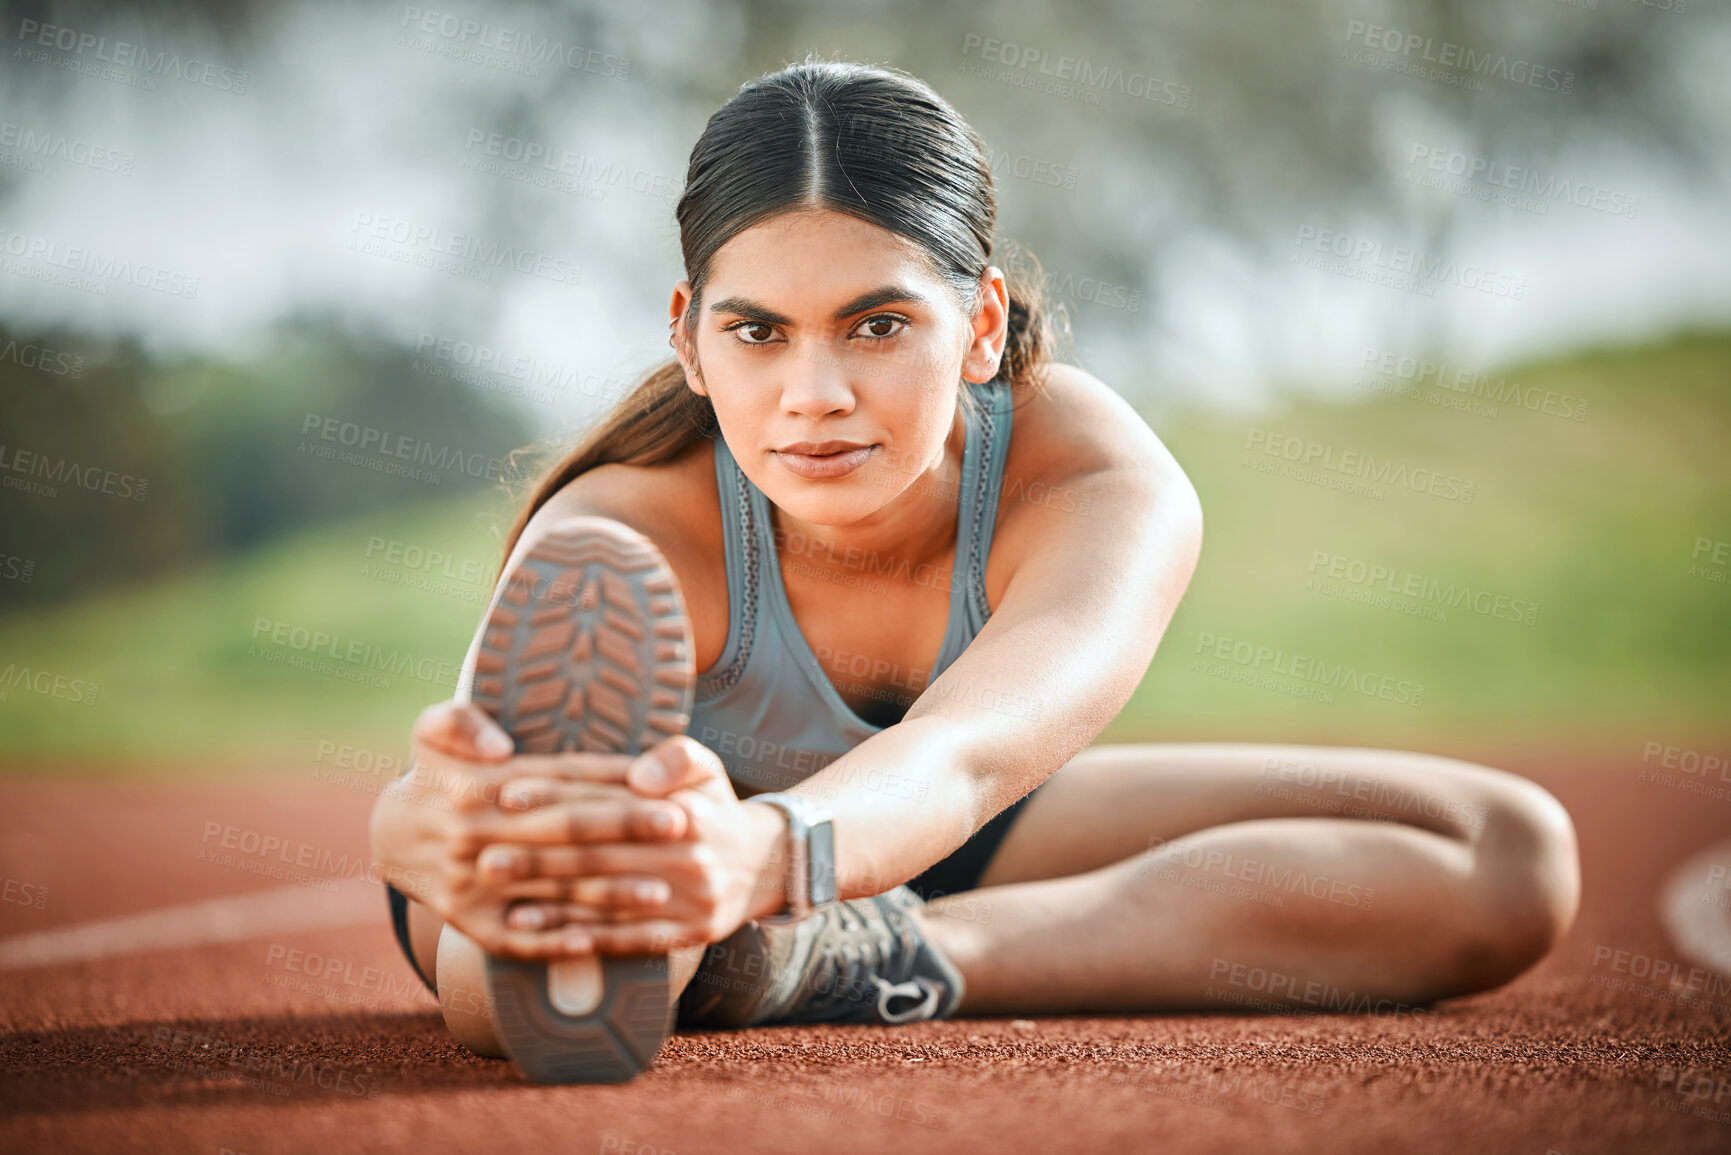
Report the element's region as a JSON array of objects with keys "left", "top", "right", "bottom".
[
  {"left": 503, "top": 879, "right": 672, "bottom": 929},
  {"left": 498, "top": 777, "right": 611, "bottom": 812},
  {"left": 467, "top": 920, "right": 598, "bottom": 960},
  {"left": 468, "top": 799, "right": 688, "bottom": 848},
  {"left": 580, "top": 920, "right": 704, "bottom": 954},
  {"left": 414, "top": 700, "right": 514, "bottom": 763},
  {"left": 473, "top": 840, "right": 693, "bottom": 883},
  {"left": 495, "top": 777, "right": 677, "bottom": 817},
  {"left": 625, "top": 735, "right": 730, "bottom": 799},
  {"left": 496, "top": 751, "right": 637, "bottom": 785}
]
